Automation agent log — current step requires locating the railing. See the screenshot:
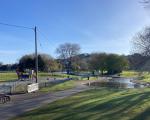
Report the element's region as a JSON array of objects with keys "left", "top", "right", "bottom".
[{"left": 0, "top": 78, "right": 73, "bottom": 95}]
